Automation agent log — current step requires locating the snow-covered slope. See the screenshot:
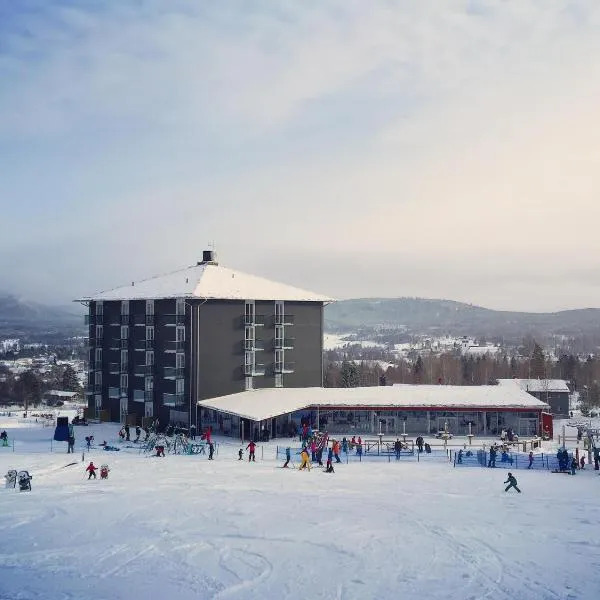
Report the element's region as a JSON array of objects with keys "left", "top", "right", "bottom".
[{"left": 0, "top": 420, "right": 598, "bottom": 599}]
